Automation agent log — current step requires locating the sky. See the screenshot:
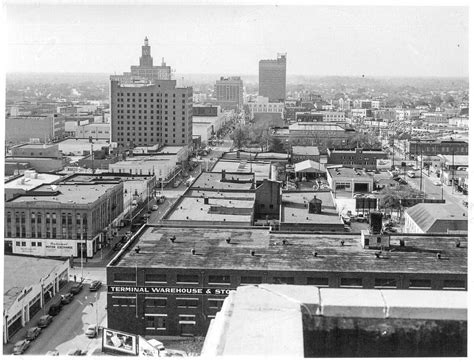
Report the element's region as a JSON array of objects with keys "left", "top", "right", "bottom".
[{"left": 4, "top": 2, "right": 469, "bottom": 77}]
